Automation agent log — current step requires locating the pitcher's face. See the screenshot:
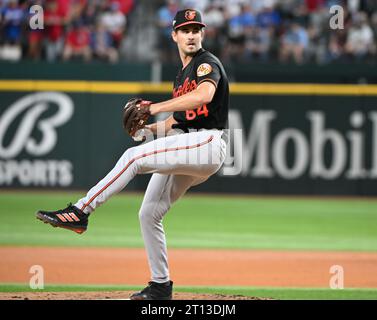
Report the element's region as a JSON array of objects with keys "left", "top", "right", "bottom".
[{"left": 172, "top": 25, "right": 203, "bottom": 56}]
